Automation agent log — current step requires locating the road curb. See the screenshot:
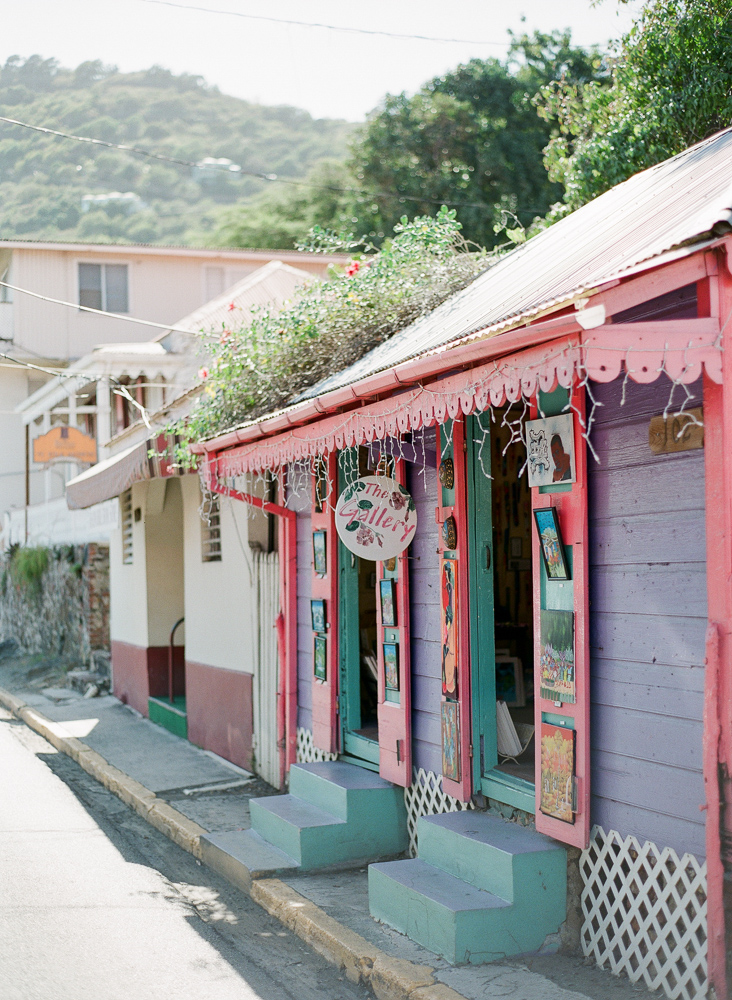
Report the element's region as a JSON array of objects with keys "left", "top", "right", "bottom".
[{"left": 0, "top": 687, "right": 467, "bottom": 1000}]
